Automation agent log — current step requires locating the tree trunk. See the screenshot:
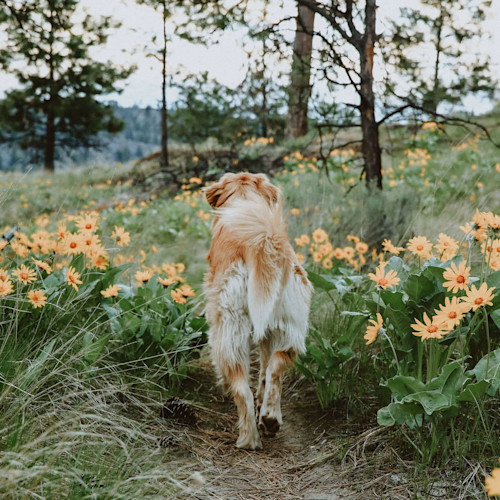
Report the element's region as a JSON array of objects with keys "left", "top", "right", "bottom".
[
  {"left": 286, "top": 4, "right": 315, "bottom": 139},
  {"left": 44, "top": 12, "right": 56, "bottom": 172},
  {"left": 160, "top": 0, "right": 169, "bottom": 170},
  {"left": 359, "top": 0, "right": 382, "bottom": 189},
  {"left": 430, "top": 0, "right": 444, "bottom": 114}
]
